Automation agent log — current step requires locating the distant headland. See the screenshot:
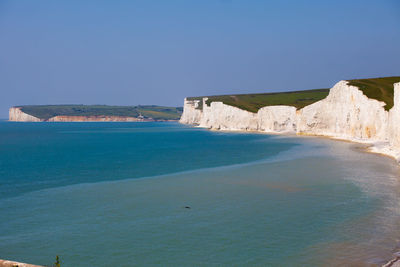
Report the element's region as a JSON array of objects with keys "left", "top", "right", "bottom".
[{"left": 9, "top": 105, "right": 183, "bottom": 122}]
